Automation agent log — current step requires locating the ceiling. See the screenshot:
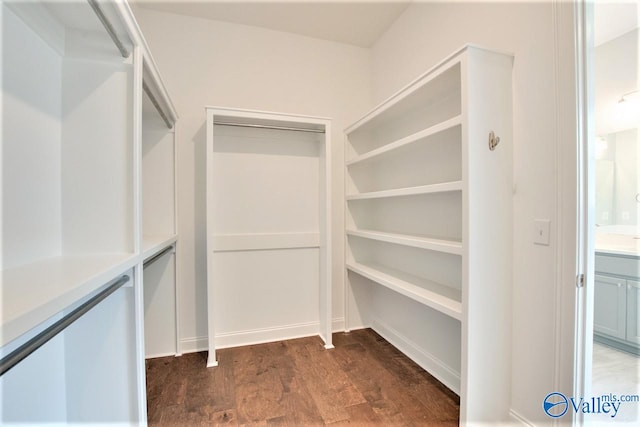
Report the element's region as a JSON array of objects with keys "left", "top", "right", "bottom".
[
  {"left": 134, "top": 0, "right": 412, "bottom": 48},
  {"left": 136, "top": 1, "right": 638, "bottom": 49}
]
